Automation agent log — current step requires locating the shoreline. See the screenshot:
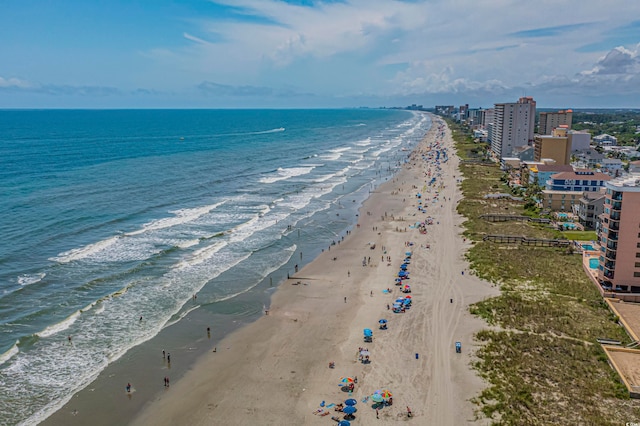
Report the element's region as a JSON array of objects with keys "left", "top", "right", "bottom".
[
  {"left": 43, "top": 115, "right": 497, "bottom": 425},
  {"left": 127, "top": 115, "right": 498, "bottom": 425}
]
